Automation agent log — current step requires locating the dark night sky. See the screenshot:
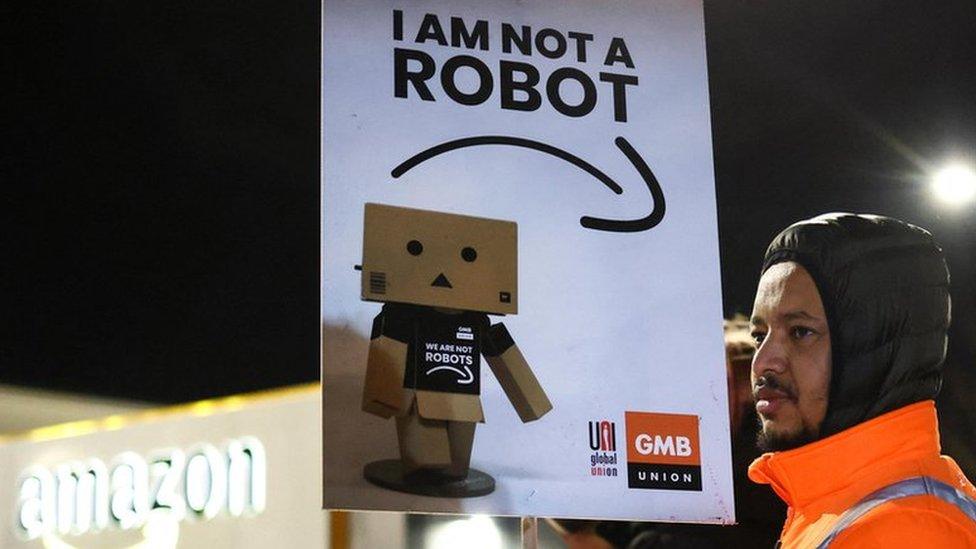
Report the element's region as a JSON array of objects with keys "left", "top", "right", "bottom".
[{"left": 6, "top": 1, "right": 975, "bottom": 469}]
